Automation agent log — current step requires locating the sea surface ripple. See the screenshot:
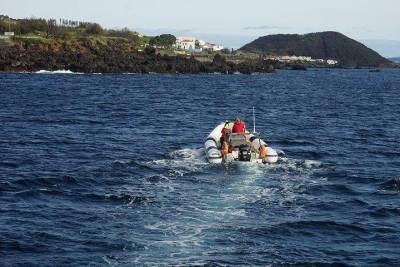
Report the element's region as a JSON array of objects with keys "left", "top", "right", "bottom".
[{"left": 0, "top": 69, "right": 400, "bottom": 266}]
